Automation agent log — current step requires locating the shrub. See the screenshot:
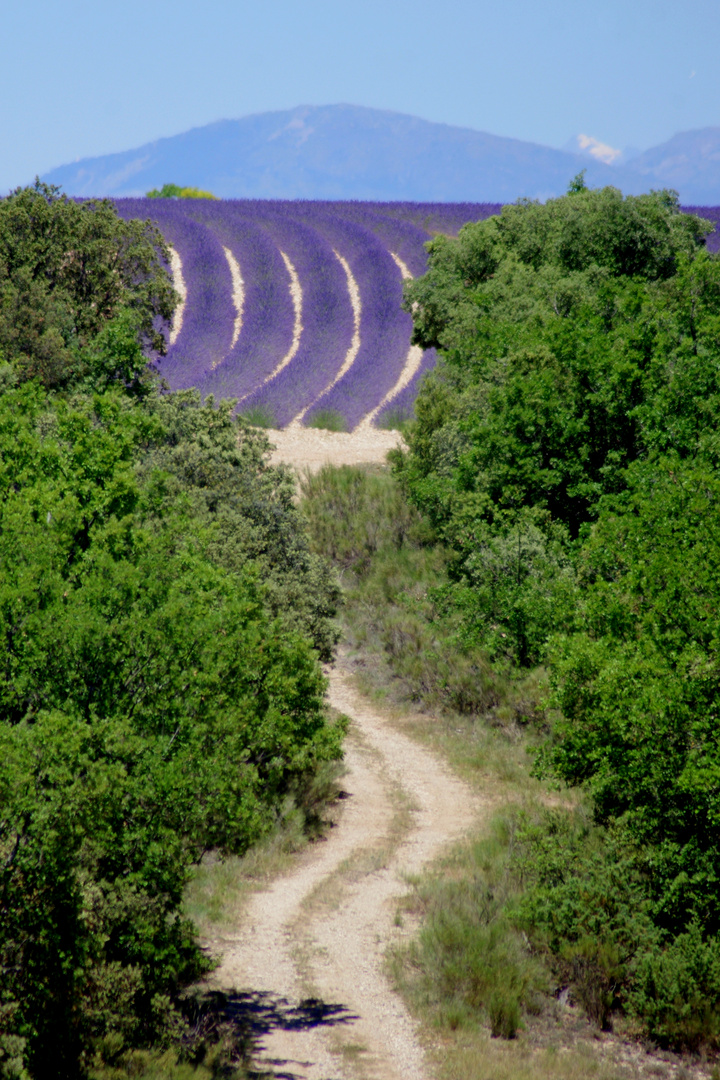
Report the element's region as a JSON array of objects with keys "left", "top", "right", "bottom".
[
  {"left": 305, "top": 408, "right": 348, "bottom": 432},
  {"left": 239, "top": 404, "right": 276, "bottom": 428}
]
